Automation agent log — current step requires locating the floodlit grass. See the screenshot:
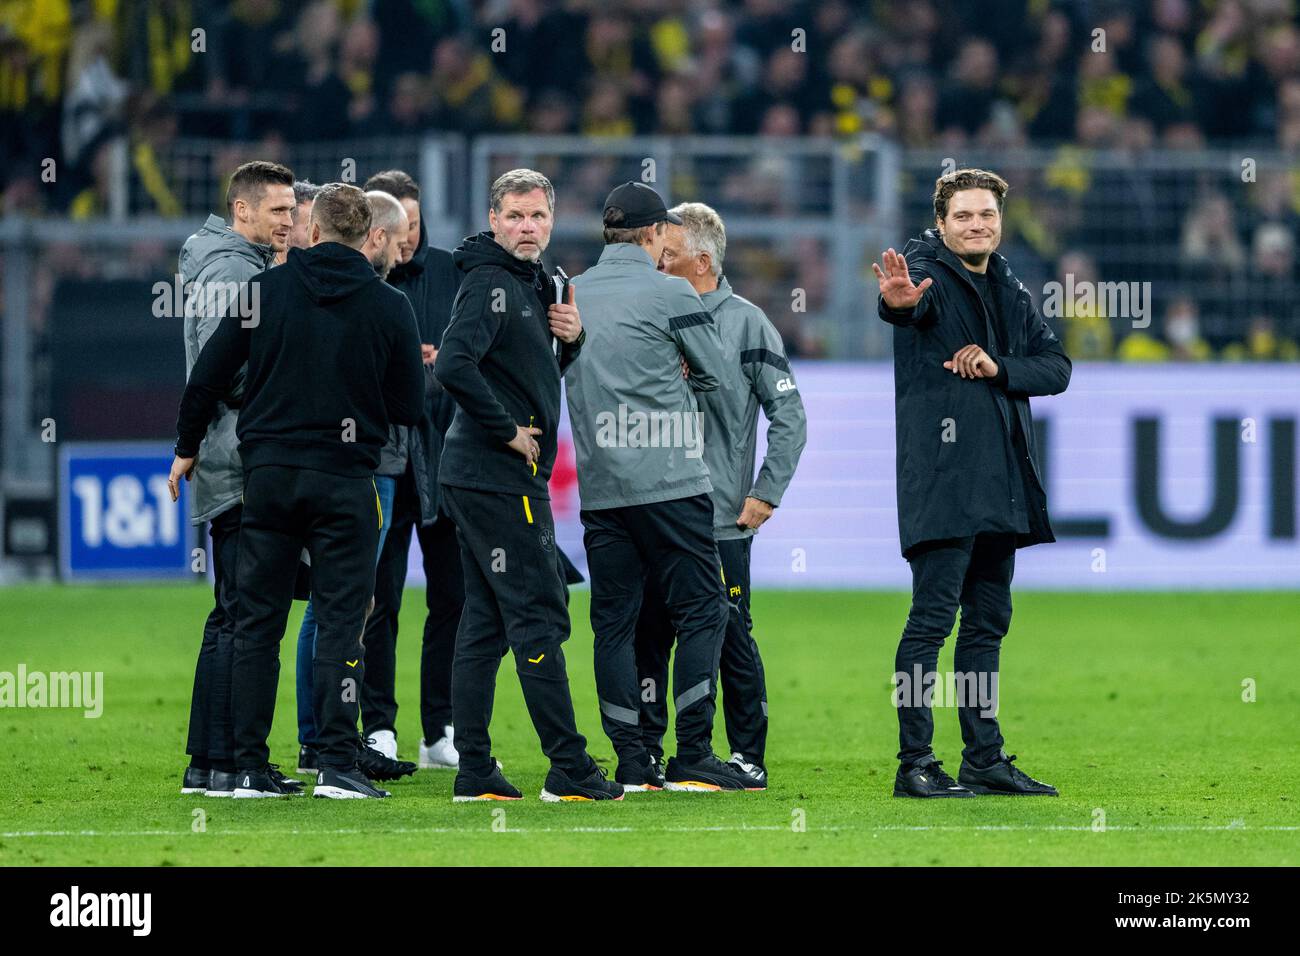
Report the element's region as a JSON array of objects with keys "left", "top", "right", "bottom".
[{"left": 0, "top": 587, "right": 1295, "bottom": 865}]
